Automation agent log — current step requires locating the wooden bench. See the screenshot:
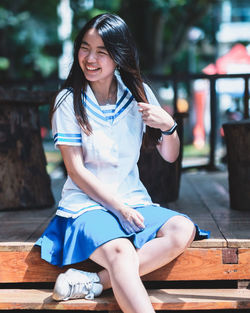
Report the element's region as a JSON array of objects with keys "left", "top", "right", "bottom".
[
  {"left": 1, "top": 239, "right": 250, "bottom": 311},
  {"left": 1, "top": 168, "right": 250, "bottom": 311}
]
